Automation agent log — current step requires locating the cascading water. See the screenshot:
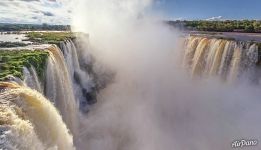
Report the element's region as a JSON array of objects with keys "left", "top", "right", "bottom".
[
  {"left": 23, "top": 66, "right": 43, "bottom": 93},
  {"left": 0, "top": 36, "right": 105, "bottom": 149},
  {"left": 60, "top": 37, "right": 113, "bottom": 112},
  {"left": 183, "top": 35, "right": 259, "bottom": 81},
  {"left": 60, "top": 39, "right": 97, "bottom": 112},
  {"left": 0, "top": 82, "right": 74, "bottom": 150},
  {"left": 0, "top": 29, "right": 259, "bottom": 150},
  {"left": 45, "top": 45, "right": 79, "bottom": 136}
]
